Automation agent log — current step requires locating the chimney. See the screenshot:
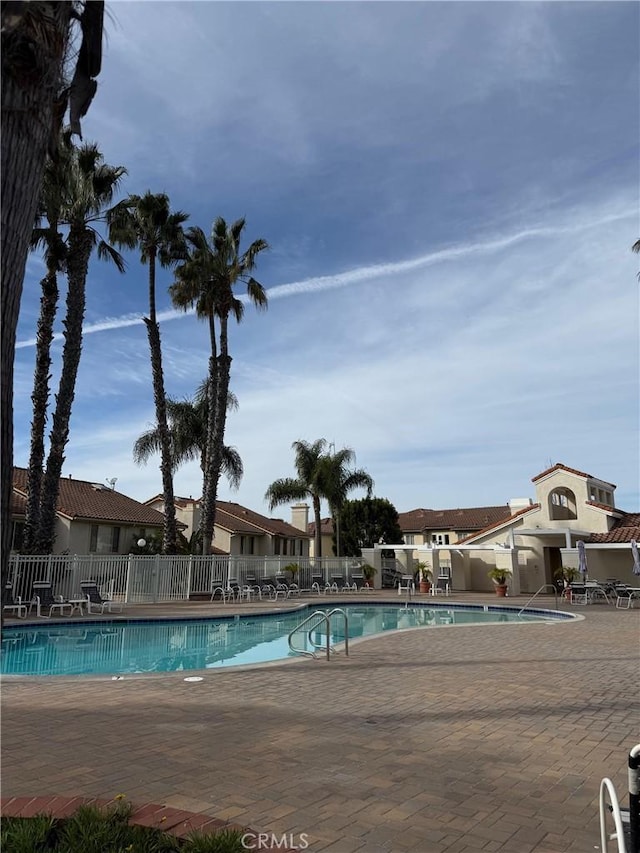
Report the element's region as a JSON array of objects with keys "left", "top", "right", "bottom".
[
  {"left": 508, "top": 497, "right": 533, "bottom": 514},
  {"left": 290, "top": 503, "right": 309, "bottom": 532}
]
